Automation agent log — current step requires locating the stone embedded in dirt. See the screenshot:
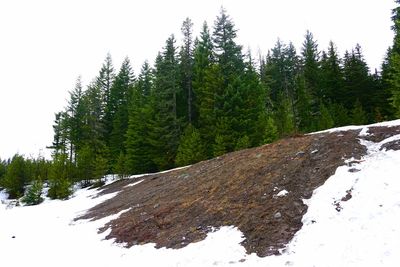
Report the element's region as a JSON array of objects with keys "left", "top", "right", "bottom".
[
  {"left": 348, "top": 168, "right": 360, "bottom": 173},
  {"left": 274, "top": 212, "right": 282, "bottom": 219}
]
